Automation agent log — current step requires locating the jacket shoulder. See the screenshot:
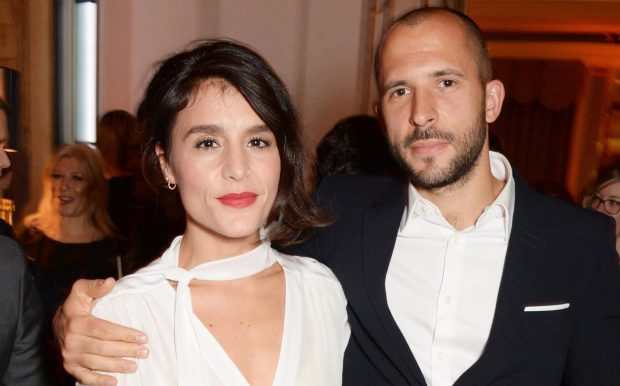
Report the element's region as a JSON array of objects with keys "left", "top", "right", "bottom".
[
  {"left": 0, "top": 235, "right": 27, "bottom": 271},
  {"left": 315, "top": 175, "right": 406, "bottom": 214},
  {"left": 518, "top": 181, "right": 613, "bottom": 233}
]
